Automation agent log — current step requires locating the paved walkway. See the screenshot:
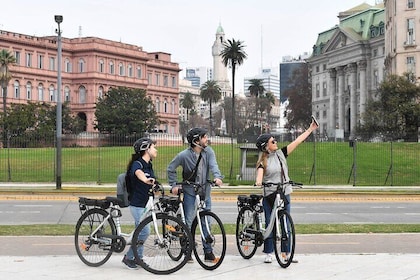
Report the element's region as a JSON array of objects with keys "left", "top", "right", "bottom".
[{"left": 1, "top": 253, "right": 420, "bottom": 280}]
